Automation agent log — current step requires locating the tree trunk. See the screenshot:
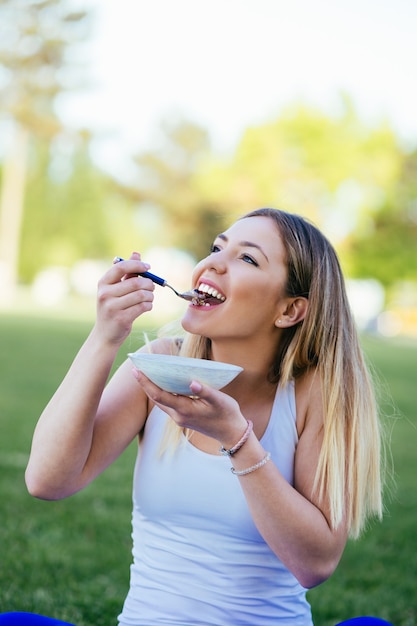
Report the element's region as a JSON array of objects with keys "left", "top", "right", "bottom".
[{"left": 0, "top": 123, "right": 29, "bottom": 304}]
